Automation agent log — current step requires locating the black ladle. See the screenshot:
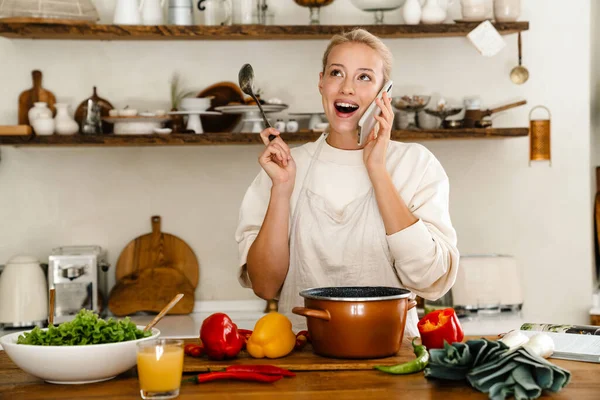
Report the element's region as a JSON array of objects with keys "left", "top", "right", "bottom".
[{"left": 238, "top": 63, "right": 276, "bottom": 141}]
